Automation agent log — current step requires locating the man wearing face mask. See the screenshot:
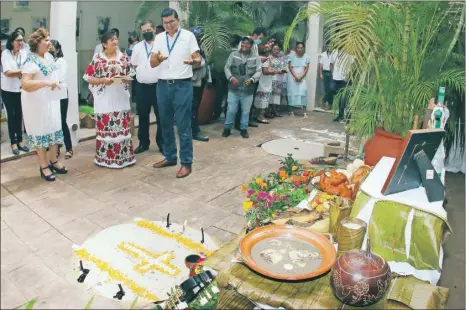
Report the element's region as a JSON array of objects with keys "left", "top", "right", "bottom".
[
  {"left": 234, "top": 27, "right": 266, "bottom": 130},
  {"left": 130, "top": 20, "right": 163, "bottom": 154}
]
